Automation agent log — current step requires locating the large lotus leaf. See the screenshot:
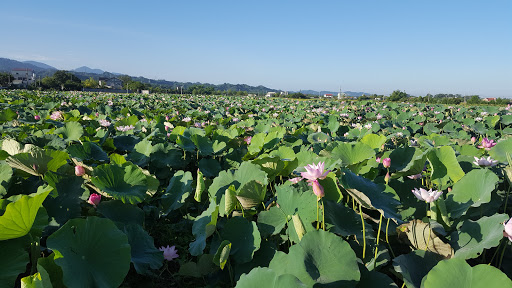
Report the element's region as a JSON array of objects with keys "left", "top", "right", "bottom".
[
  {"left": 339, "top": 170, "right": 401, "bottom": 221},
  {"left": 178, "top": 254, "right": 216, "bottom": 278},
  {"left": 113, "top": 135, "right": 140, "bottom": 152},
  {"left": 213, "top": 240, "right": 231, "bottom": 270},
  {"left": 54, "top": 121, "right": 83, "bottom": 142},
  {"left": 126, "top": 139, "right": 153, "bottom": 166},
  {"left": 43, "top": 172, "right": 86, "bottom": 226},
  {"left": 90, "top": 163, "right": 150, "bottom": 204},
  {"left": 307, "top": 132, "right": 330, "bottom": 144},
  {"left": 46, "top": 217, "right": 131, "bottom": 288},
  {"left": 189, "top": 201, "right": 219, "bottom": 256},
  {"left": 0, "top": 239, "right": 30, "bottom": 288},
  {"left": 236, "top": 180, "right": 266, "bottom": 210},
  {"left": 357, "top": 269, "right": 398, "bottom": 288},
  {"left": 37, "top": 253, "right": 64, "bottom": 288},
  {"left": 324, "top": 199, "right": 365, "bottom": 238},
  {"left": 319, "top": 172, "right": 343, "bottom": 203},
  {"left": 190, "top": 134, "right": 214, "bottom": 156},
  {"left": 397, "top": 220, "right": 453, "bottom": 258},
  {"left": 360, "top": 134, "right": 387, "bottom": 150},
  {"left": 330, "top": 142, "right": 375, "bottom": 166},
  {"left": 160, "top": 170, "right": 193, "bottom": 214},
  {"left": 1, "top": 138, "right": 40, "bottom": 155},
  {"left": 6, "top": 150, "right": 69, "bottom": 176},
  {"left": 471, "top": 122, "right": 488, "bottom": 135},
  {"left": 489, "top": 137, "right": 512, "bottom": 164},
  {"left": 449, "top": 214, "right": 508, "bottom": 260},
  {"left": 198, "top": 158, "right": 222, "bottom": 178},
  {"left": 96, "top": 200, "right": 144, "bottom": 226},
  {"left": 269, "top": 230, "right": 360, "bottom": 287},
  {"left": 150, "top": 145, "right": 184, "bottom": 169},
  {"left": 0, "top": 186, "right": 52, "bottom": 240},
  {"left": 420, "top": 258, "right": 512, "bottom": 288},
  {"left": 220, "top": 217, "right": 261, "bottom": 264},
  {"left": 445, "top": 169, "right": 498, "bottom": 215},
  {"left": 295, "top": 150, "right": 341, "bottom": 175},
  {"left": 247, "top": 133, "right": 266, "bottom": 155},
  {"left": 393, "top": 250, "right": 444, "bottom": 288},
  {"left": 122, "top": 224, "right": 164, "bottom": 275},
  {"left": 257, "top": 206, "right": 287, "bottom": 237},
  {"left": 252, "top": 156, "right": 285, "bottom": 182},
  {"left": 0, "top": 162, "right": 13, "bottom": 197},
  {"left": 389, "top": 147, "right": 427, "bottom": 174},
  {"left": 67, "top": 142, "right": 108, "bottom": 162},
  {"left": 0, "top": 107, "right": 17, "bottom": 123},
  {"left": 269, "top": 145, "right": 299, "bottom": 176},
  {"left": 427, "top": 146, "right": 465, "bottom": 187},
  {"left": 235, "top": 267, "right": 306, "bottom": 288}
]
